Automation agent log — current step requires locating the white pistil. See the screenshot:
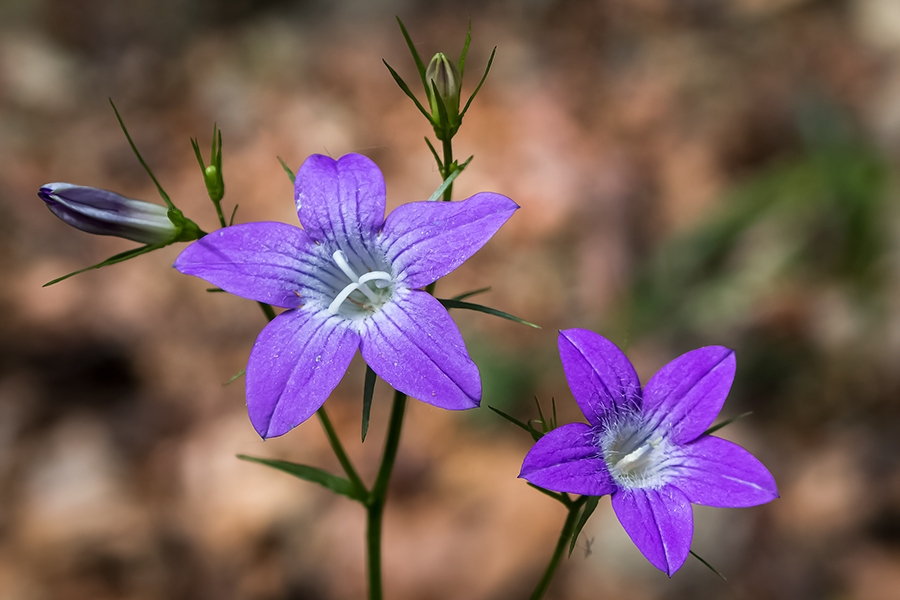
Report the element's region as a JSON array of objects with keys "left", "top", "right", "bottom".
[{"left": 327, "top": 250, "right": 392, "bottom": 315}]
